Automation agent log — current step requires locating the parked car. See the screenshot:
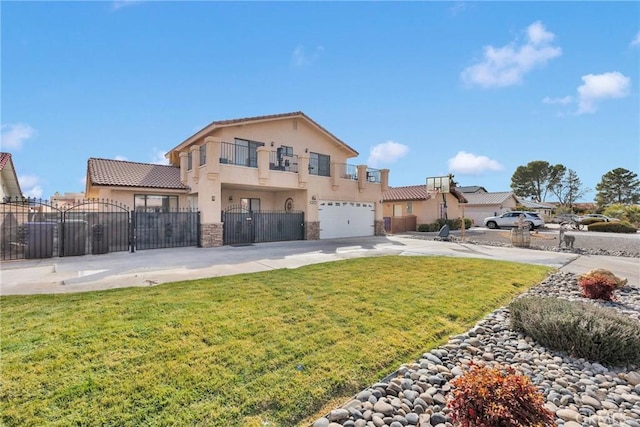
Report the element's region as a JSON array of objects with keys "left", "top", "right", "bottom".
[
  {"left": 483, "top": 211, "right": 545, "bottom": 230},
  {"left": 580, "top": 214, "right": 620, "bottom": 223}
]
